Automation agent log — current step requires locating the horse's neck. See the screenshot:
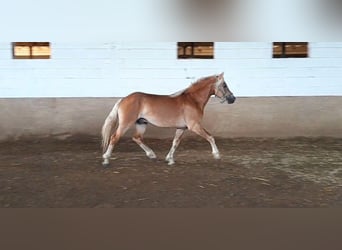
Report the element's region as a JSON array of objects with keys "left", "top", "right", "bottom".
[{"left": 186, "top": 81, "right": 215, "bottom": 110}]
